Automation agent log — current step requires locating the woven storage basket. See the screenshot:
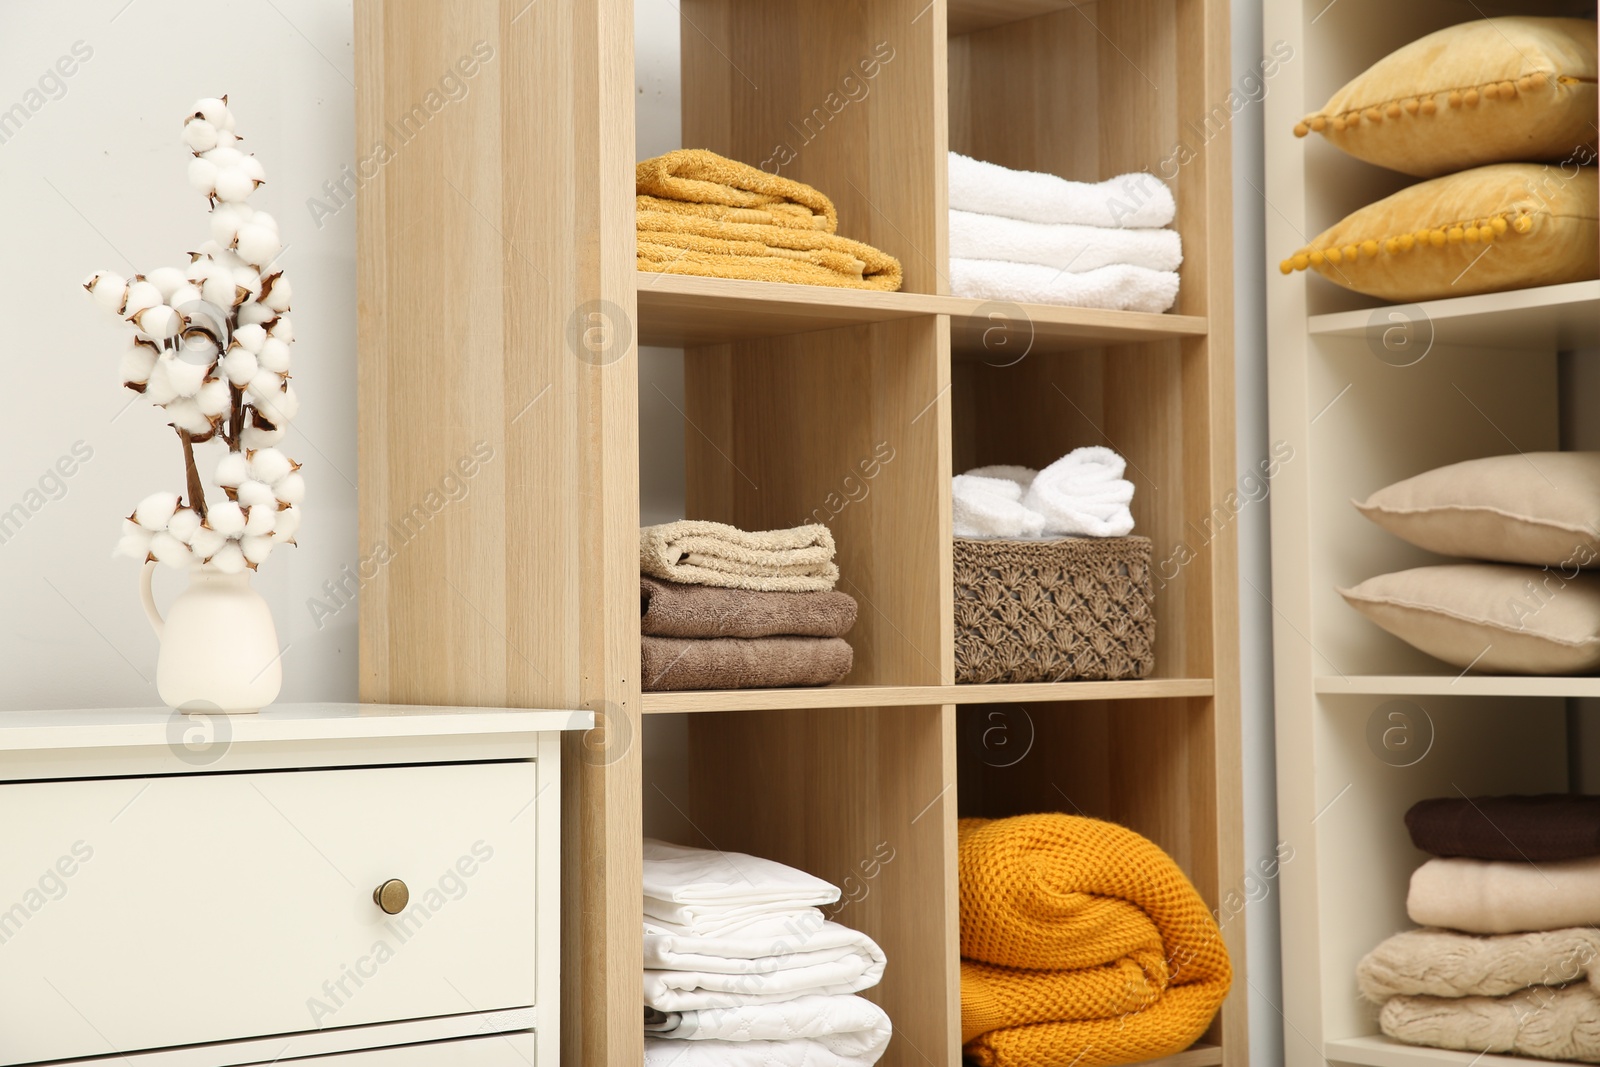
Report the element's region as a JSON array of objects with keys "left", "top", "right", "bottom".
[{"left": 953, "top": 536, "right": 1155, "bottom": 684}]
